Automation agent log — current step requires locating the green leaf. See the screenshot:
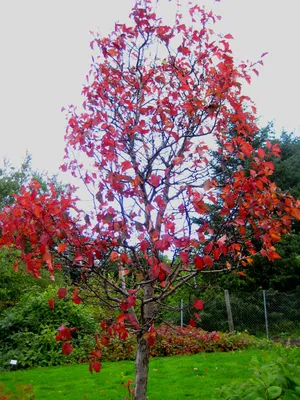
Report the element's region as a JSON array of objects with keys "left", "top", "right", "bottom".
[
  {"left": 294, "top": 387, "right": 300, "bottom": 394},
  {"left": 267, "top": 386, "right": 282, "bottom": 399},
  {"left": 283, "top": 391, "right": 300, "bottom": 400}
]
